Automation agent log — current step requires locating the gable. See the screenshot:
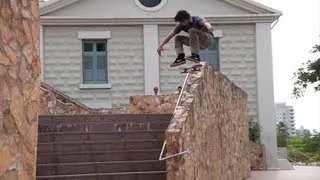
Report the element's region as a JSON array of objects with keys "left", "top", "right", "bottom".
[{"left": 41, "top": 0, "right": 279, "bottom": 18}]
